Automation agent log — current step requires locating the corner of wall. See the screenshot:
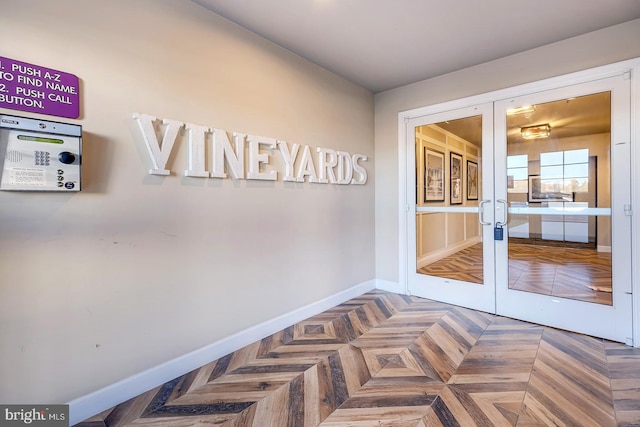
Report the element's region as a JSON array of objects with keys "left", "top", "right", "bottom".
[{"left": 375, "top": 278, "right": 404, "bottom": 294}]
